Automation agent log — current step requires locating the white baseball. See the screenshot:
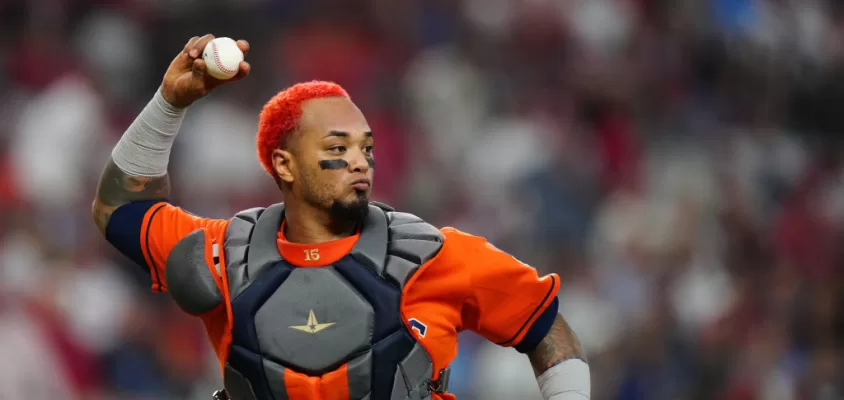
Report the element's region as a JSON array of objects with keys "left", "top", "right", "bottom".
[{"left": 202, "top": 37, "right": 244, "bottom": 80}]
